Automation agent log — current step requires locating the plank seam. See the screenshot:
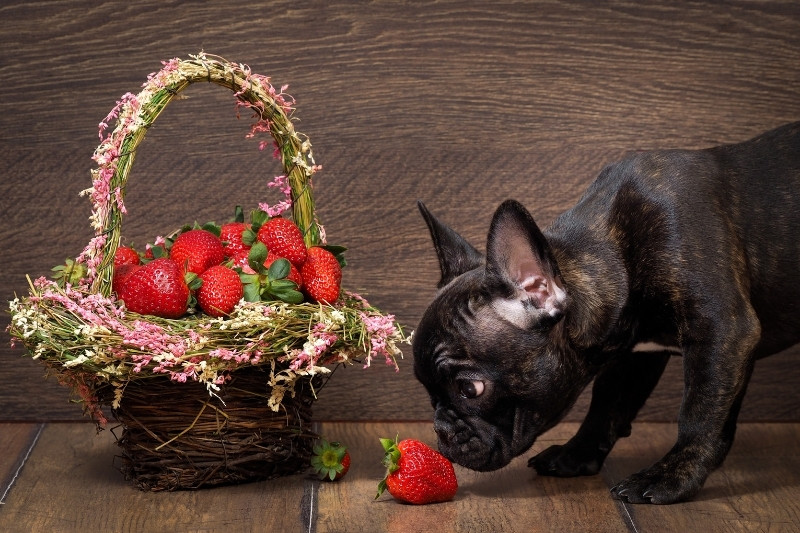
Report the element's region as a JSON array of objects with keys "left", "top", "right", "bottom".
[{"left": 0, "top": 423, "right": 45, "bottom": 505}]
